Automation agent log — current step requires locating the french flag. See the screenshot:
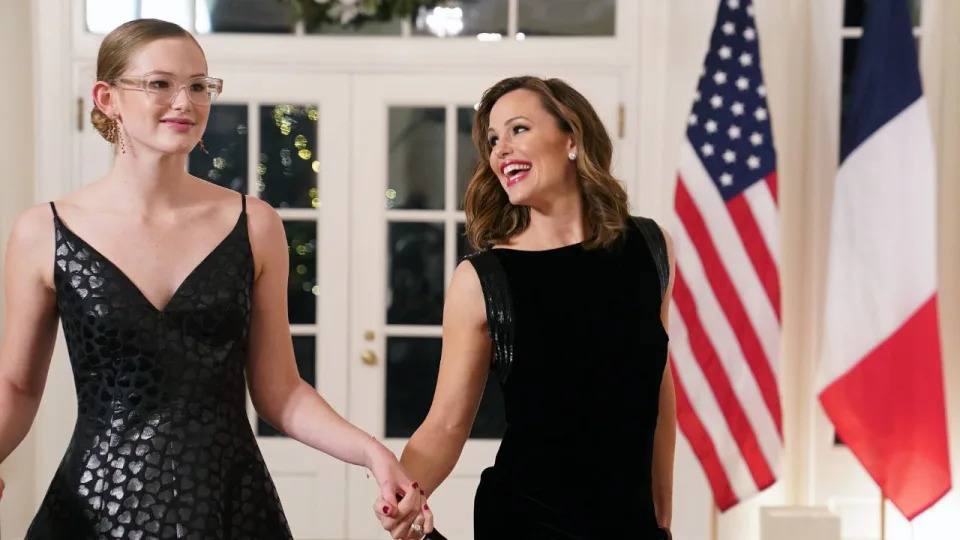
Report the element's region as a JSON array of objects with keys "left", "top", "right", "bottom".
[{"left": 816, "top": 0, "right": 951, "bottom": 520}]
